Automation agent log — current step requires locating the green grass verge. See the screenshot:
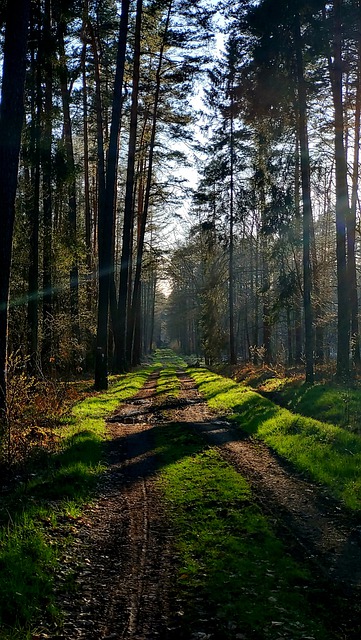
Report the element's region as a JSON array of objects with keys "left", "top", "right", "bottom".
[
  {"left": 189, "top": 368, "right": 361, "bottom": 511},
  {"left": 0, "top": 367, "right": 152, "bottom": 639},
  {"left": 156, "top": 422, "right": 328, "bottom": 639},
  {"left": 257, "top": 376, "right": 361, "bottom": 432}
]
